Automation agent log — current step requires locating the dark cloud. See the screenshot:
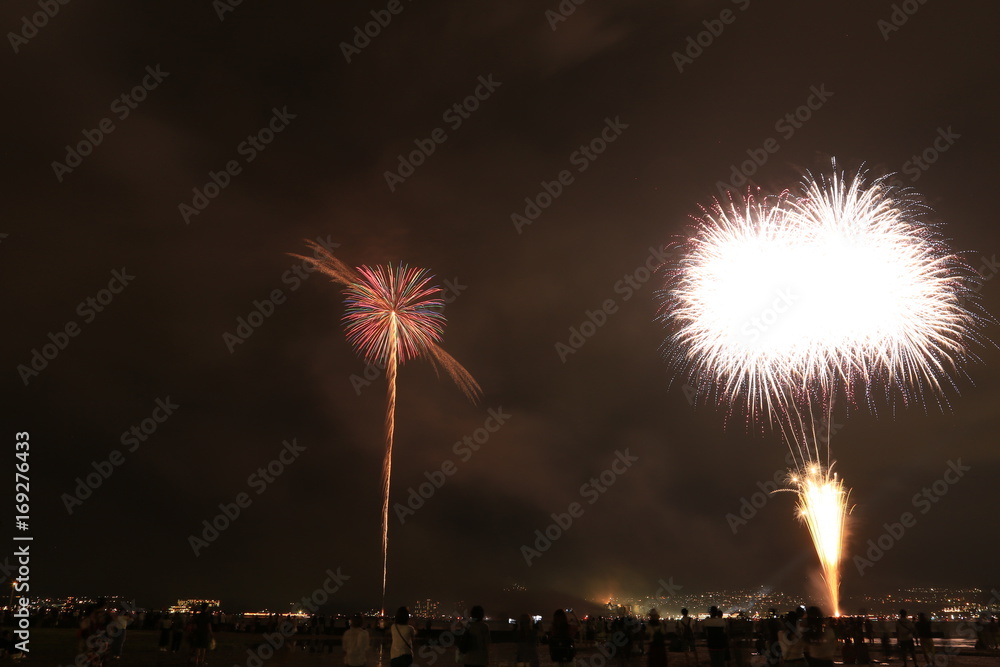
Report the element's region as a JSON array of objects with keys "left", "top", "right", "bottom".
[{"left": 3, "top": 0, "right": 999, "bottom": 613}]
